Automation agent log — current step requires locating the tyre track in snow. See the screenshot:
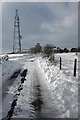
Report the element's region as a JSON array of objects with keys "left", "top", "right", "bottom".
[
  {"left": 2, "top": 69, "right": 28, "bottom": 120},
  {"left": 2, "top": 69, "right": 21, "bottom": 101},
  {"left": 12, "top": 60, "right": 60, "bottom": 119},
  {"left": 29, "top": 69, "right": 44, "bottom": 118},
  {"left": 29, "top": 60, "right": 59, "bottom": 118}
]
